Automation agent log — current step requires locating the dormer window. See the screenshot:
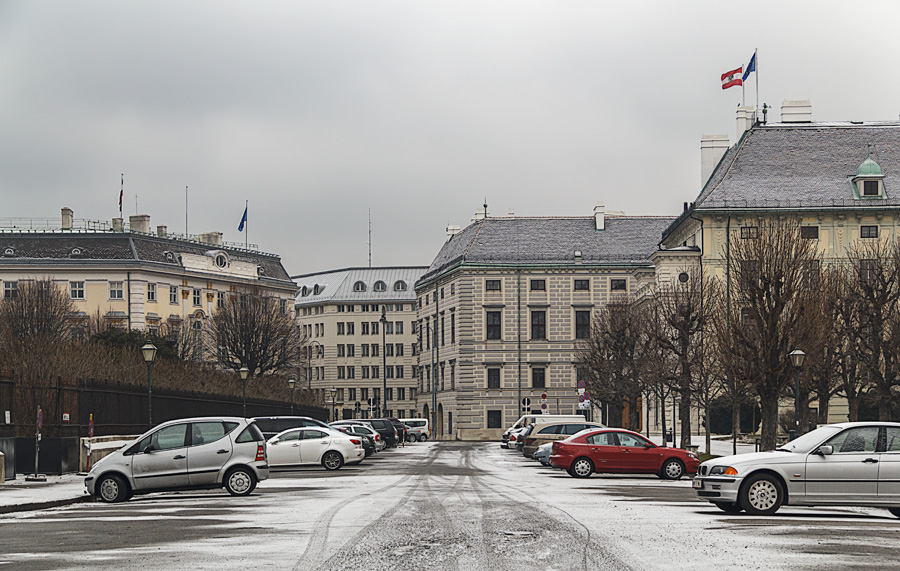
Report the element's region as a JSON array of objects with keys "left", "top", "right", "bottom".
[
  {"left": 851, "top": 150, "right": 885, "bottom": 199},
  {"left": 2, "top": 247, "right": 16, "bottom": 257},
  {"left": 354, "top": 281, "right": 367, "bottom": 292},
  {"left": 863, "top": 180, "right": 879, "bottom": 196},
  {"left": 374, "top": 281, "right": 387, "bottom": 292},
  {"left": 69, "top": 247, "right": 83, "bottom": 258}
]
